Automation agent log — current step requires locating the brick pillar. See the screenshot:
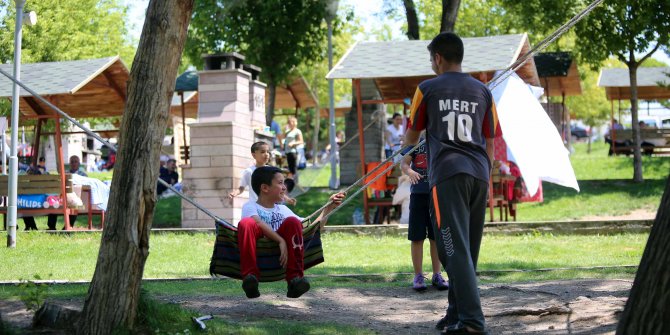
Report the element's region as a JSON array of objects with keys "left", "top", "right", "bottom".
[
  {"left": 181, "top": 53, "right": 262, "bottom": 228},
  {"left": 244, "top": 64, "right": 267, "bottom": 129}
]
